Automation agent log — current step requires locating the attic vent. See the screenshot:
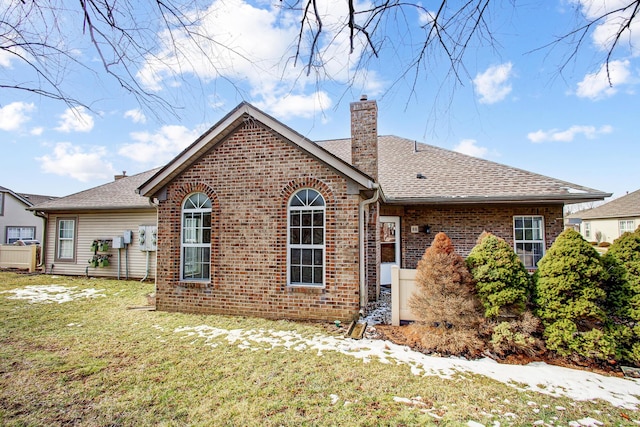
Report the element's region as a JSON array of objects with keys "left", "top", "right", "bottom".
[{"left": 416, "top": 173, "right": 426, "bottom": 179}]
